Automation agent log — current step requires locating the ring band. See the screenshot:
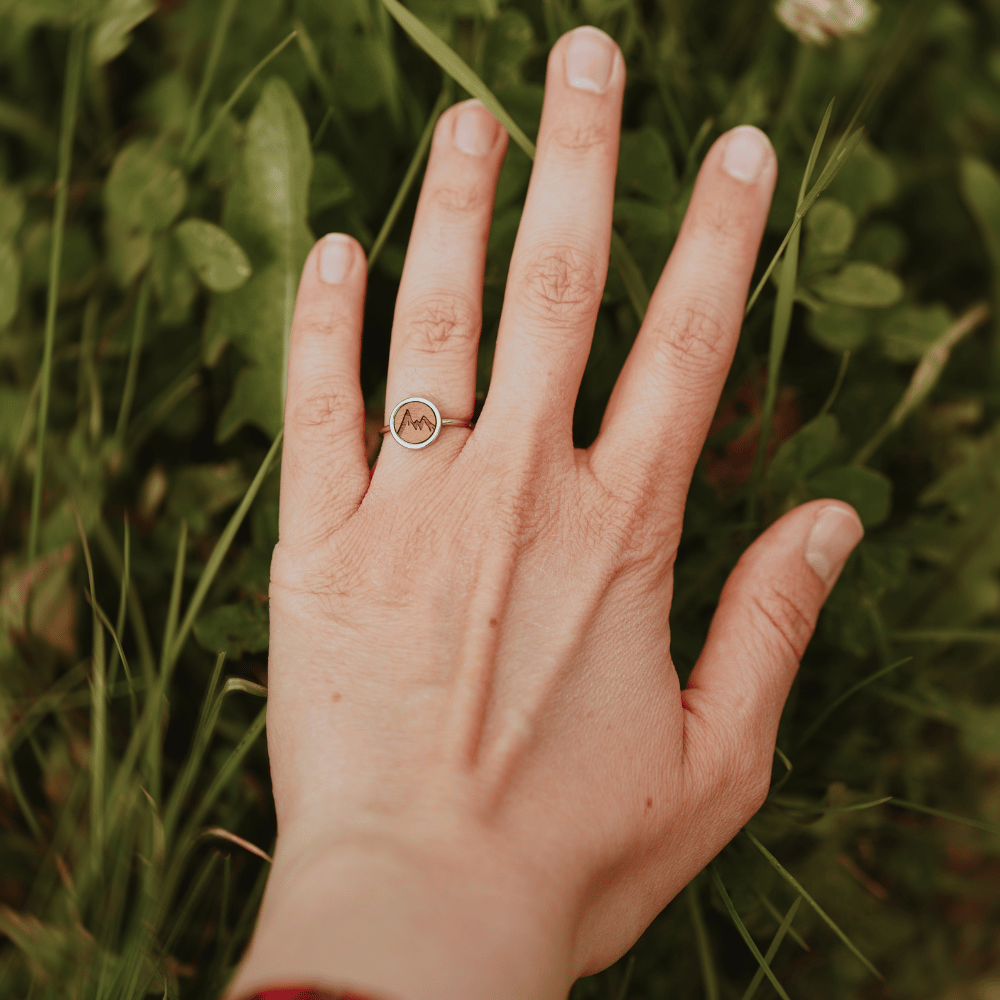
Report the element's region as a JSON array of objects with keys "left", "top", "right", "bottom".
[{"left": 379, "top": 397, "right": 474, "bottom": 450}]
